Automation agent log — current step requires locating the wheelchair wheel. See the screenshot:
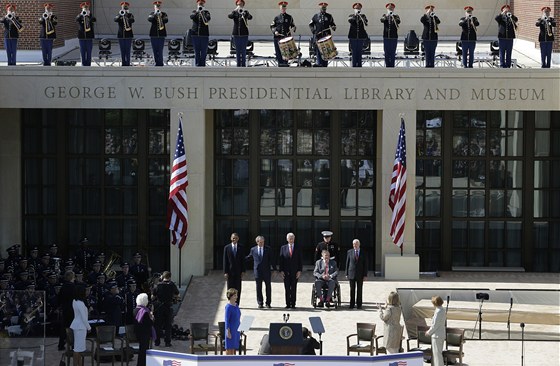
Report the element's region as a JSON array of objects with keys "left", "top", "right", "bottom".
[{"left": 311, "top": 286, "right": 317, "bottom": 308}]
